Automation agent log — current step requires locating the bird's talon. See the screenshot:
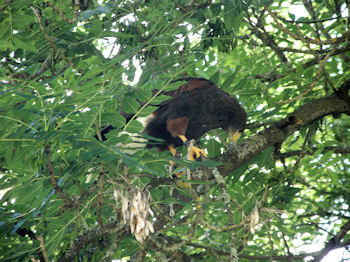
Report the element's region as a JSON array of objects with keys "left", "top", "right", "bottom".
[
  {"left": 189, "top": 146, "right": 207, "bottom": 161},
  {"left": 172, "top": 172, "right": 183, "bottom": 179}
]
